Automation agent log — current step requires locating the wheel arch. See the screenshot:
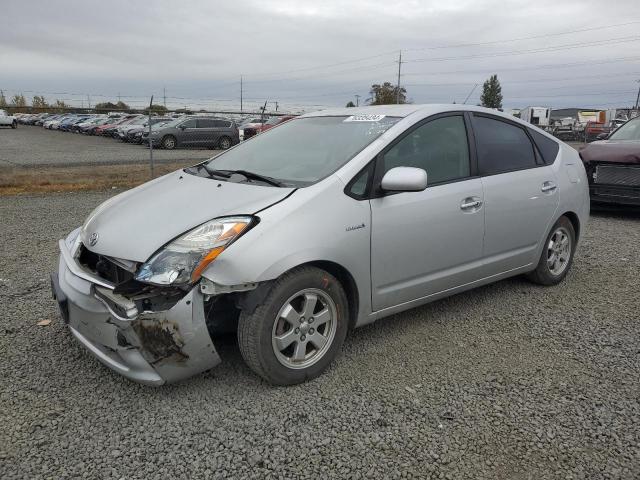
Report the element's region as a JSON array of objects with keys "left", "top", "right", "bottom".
[
  {"left": 291, "top": 260, "right": 359, "bottom": 330},
  {"left": 561, "top": 210, "right": 580, "bottom": 242}
]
